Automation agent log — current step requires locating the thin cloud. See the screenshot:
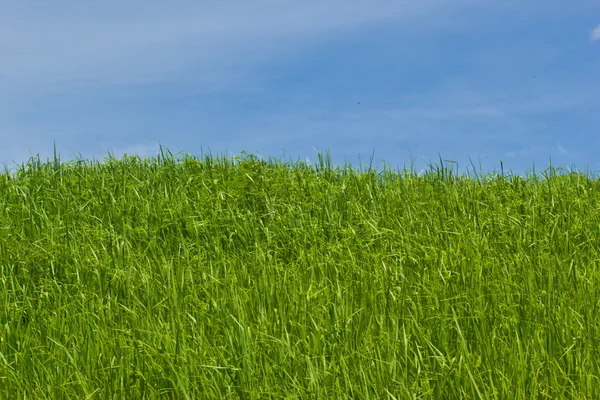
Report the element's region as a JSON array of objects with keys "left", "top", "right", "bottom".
[
  {"left": 591, "top": 24, "right": 600, "bottom": 41},
  {"left": 556, "top": 142, "right": 577, "bottom": 157},
  {"left": 0, "top": 0, "right": 477, "bottom": 87},
  {"left": 504, "top": 144, "right": 543, "bottom": 159}
]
